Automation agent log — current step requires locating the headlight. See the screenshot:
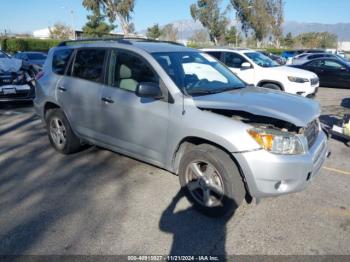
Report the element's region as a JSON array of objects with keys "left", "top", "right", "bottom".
[
  {"left": 248, "top": 128, "right": 306, "bottom": 155},
  {"left": 288, "top": 76, "right": 309, "bottom": 83}
]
